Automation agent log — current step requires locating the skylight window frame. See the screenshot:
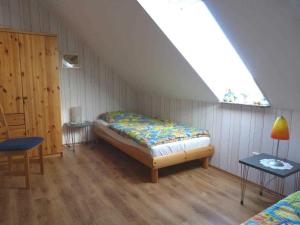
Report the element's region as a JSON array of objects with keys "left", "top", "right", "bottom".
[{"left": 137, "top": 0, "right": 270, "bottom": 107}]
